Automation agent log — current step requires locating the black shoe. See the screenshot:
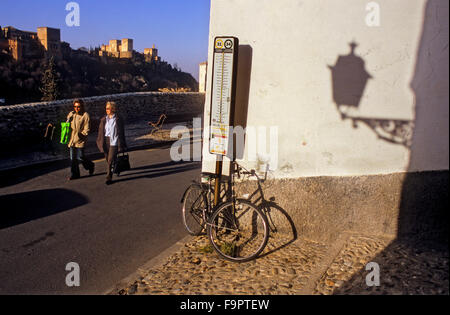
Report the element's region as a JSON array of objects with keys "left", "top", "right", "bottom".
[
  {"left": 106, "top": 179, "right": 113, "bottom": 185},
  {"left": 89, "top": 164, "right": 95, "bottom": 176},
  {"left": 68, "top": 176, "right": 80, "bottom": 181}
]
